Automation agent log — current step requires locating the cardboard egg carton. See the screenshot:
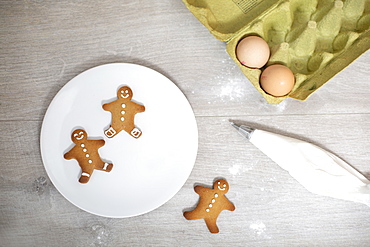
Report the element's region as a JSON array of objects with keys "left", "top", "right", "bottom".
[{"left": 182, "top": 0, "right": 370, "bottom": 104}]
